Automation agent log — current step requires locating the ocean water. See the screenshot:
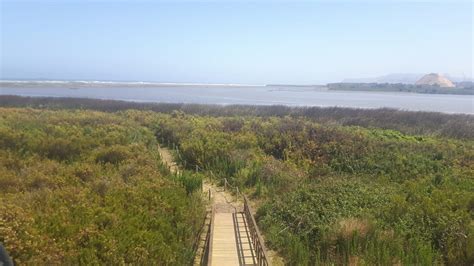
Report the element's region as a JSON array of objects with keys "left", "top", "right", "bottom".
[{"left": 1, "top": 85, "right": 473, "bottom": 114}]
